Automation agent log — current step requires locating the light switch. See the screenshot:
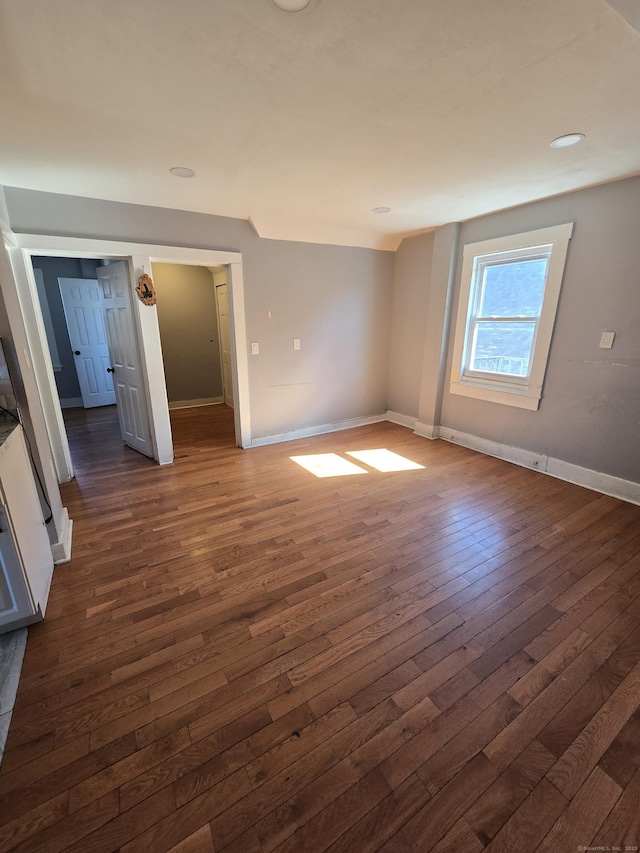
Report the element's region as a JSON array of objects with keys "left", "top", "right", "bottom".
[
  {"left": 251, "top": 342, "right": 260, "bottom": 355},
  {"left": 599, "top": 331, "right": 615, "bottom": 349},
  {"left": 293, "top": 338, "right": 301, "bottom": 351}
]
